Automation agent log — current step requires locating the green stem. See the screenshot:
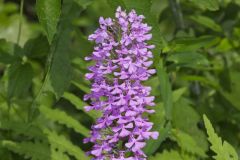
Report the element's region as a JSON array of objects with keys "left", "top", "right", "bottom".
[
  {"left": 17, "top": 0, "right": 24, "bottom": 45},
  {"left": 168, "top": 0, "right": 185, "bottom": 30},
  {"left": 28, "top": 39, "right": 55, "bottom": 122}
]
